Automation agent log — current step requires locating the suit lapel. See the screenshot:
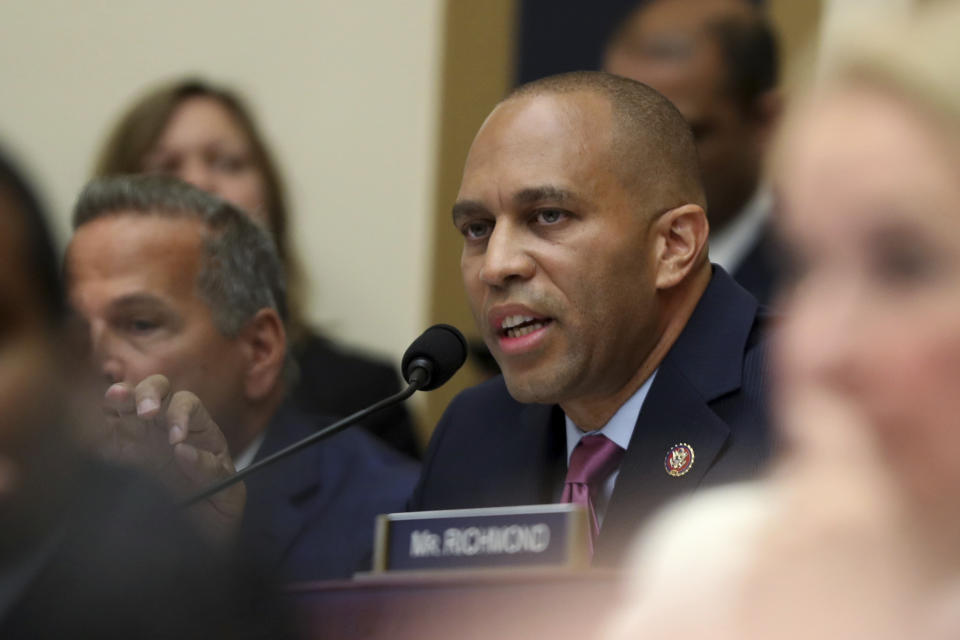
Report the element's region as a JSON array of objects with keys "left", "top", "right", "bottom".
[
  {"left": 241, "top": 407, "right": 324, "bottom": 573},
  {"left": 594, "top": 268, "right": 759, "bottom": 566},
  {"left": 478, "top": 401, "right": 566, "bottom": 506},
  {"left": 595, "top": 360, "right": 731, "bottom": 566}
]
